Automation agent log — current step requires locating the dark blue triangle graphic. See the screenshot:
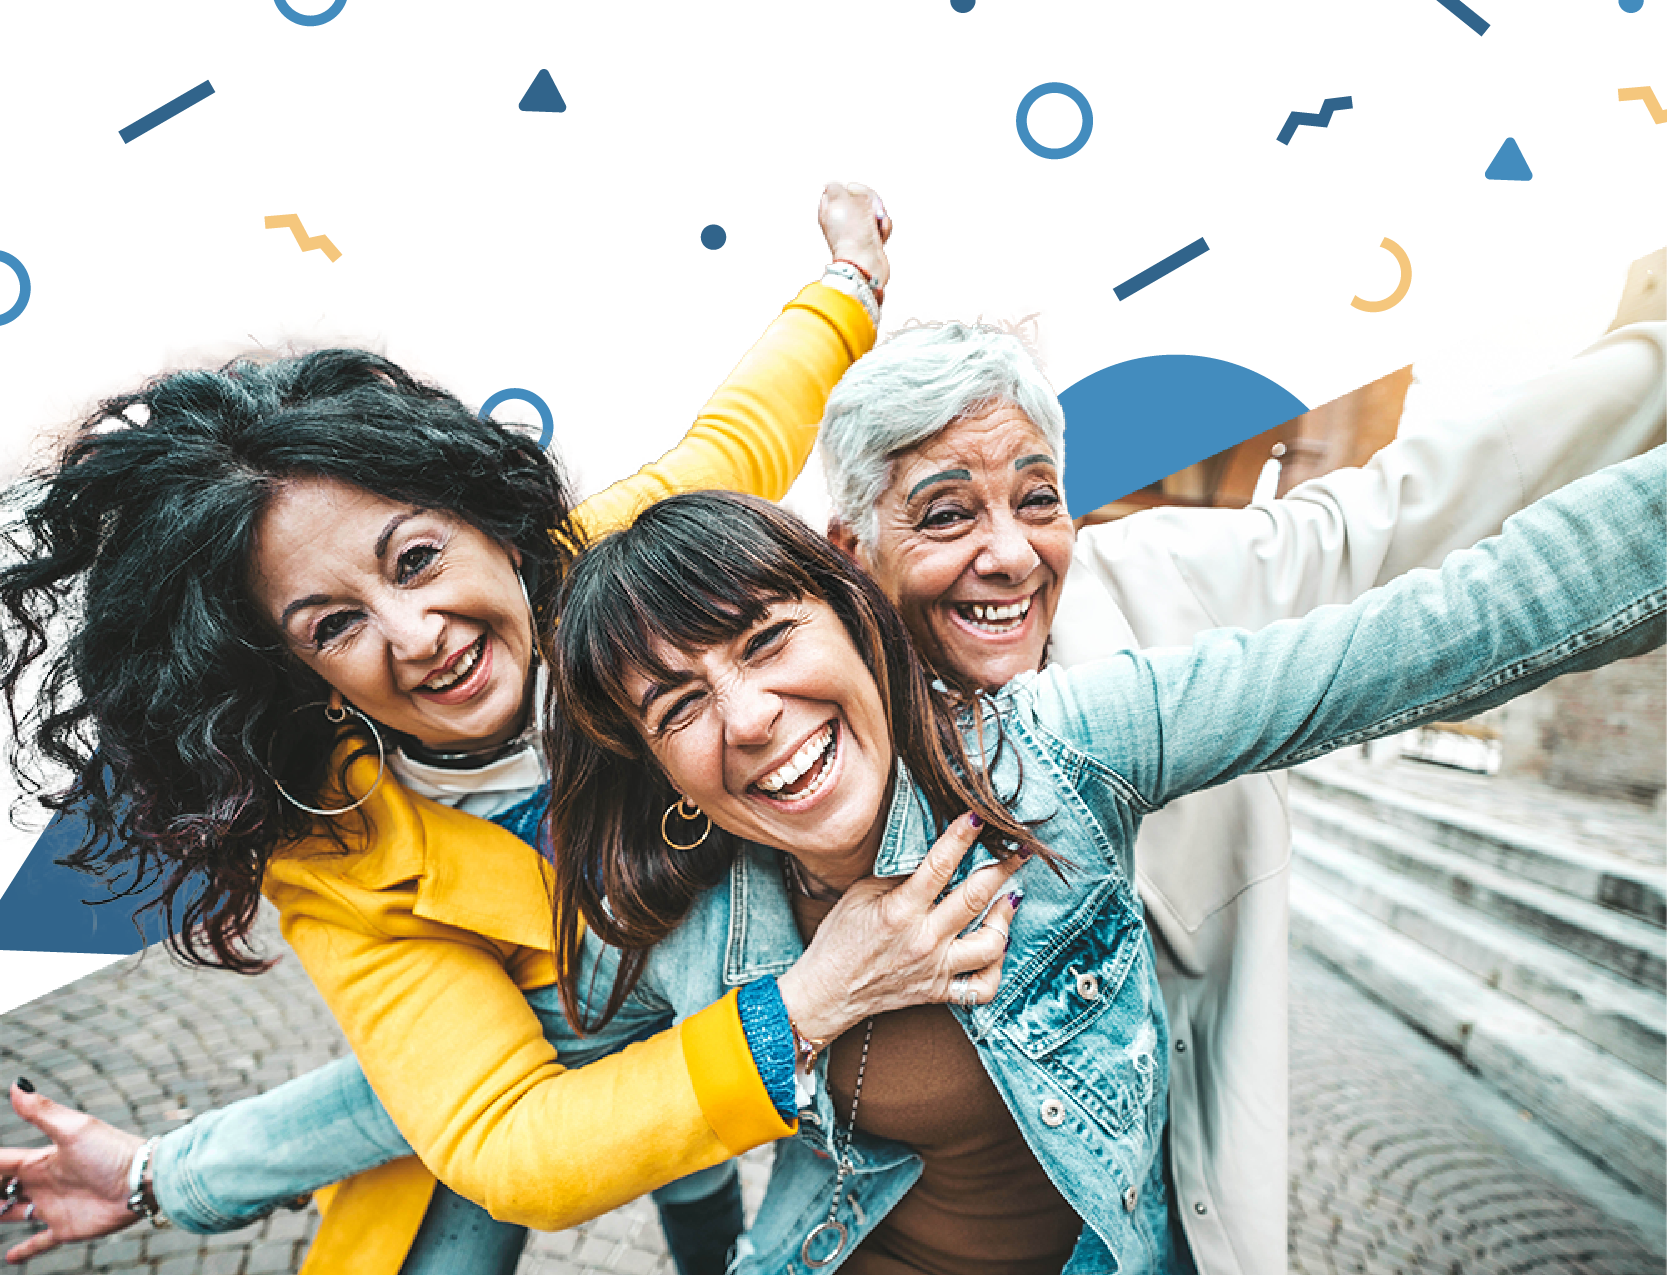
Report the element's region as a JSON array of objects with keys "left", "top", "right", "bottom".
[
  {"left": 0, "top": 808, "right": 169, "bottom": 955},
  {"left": 519, "top": 69, "right": 566, "bottom": 113},
  {"left": 1485, "top": 137, "right": 1532, "bottom": 181}
]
